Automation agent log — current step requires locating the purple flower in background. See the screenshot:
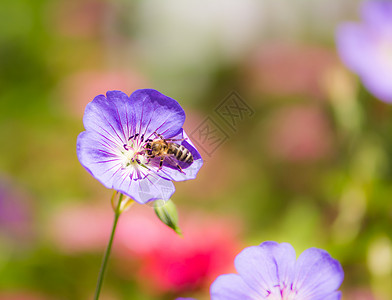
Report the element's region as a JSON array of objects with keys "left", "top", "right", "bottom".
[
  {"left": 336, "top": 1, "right": 392, "bottom": 102},
  {"left": 77, "top": 89, "right": 202, "bottom": 204},
  {"left": 210, "top": 241, "right": 344, "bottom": 300},
  {"left": 0, "top": 178, "right": 34, "bottom": 242}
]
